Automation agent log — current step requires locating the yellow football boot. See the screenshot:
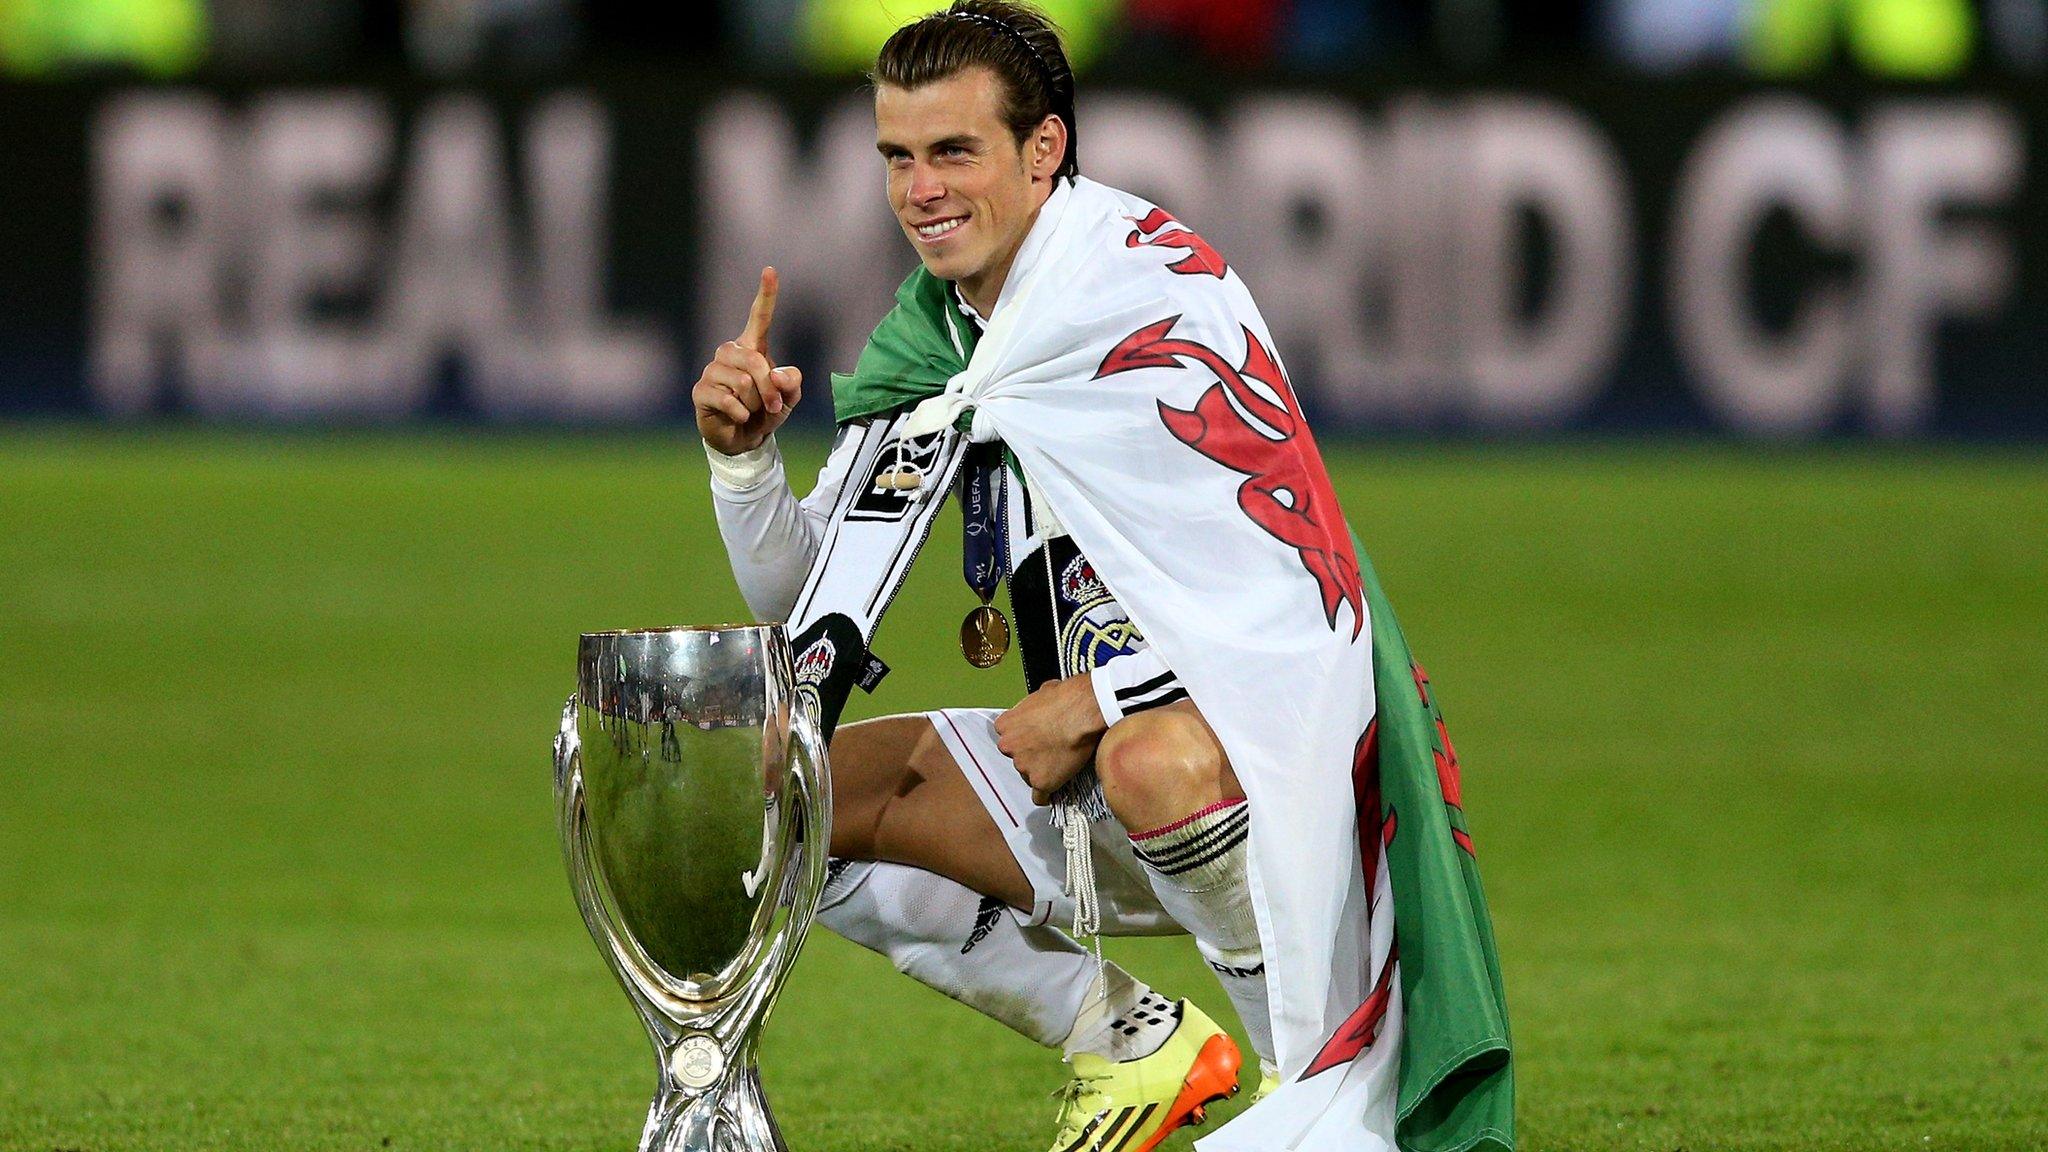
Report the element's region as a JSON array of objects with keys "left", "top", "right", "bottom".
[
  {"left": 1251, "top": 1065, "right": 1280, "bottom": 1103},
  {"left": 1048, "top": 1000, "right": 1242, "bottom": 1152}
]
